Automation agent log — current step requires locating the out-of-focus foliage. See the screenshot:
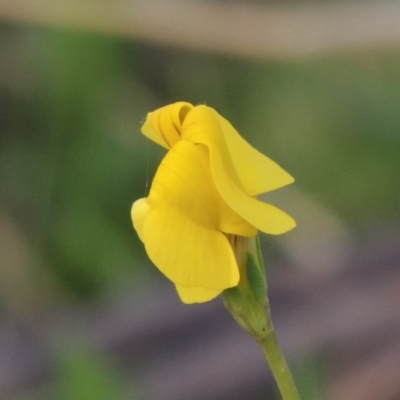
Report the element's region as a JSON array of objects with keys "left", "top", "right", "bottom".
[
  {"left": 1, "top": 16, "right": 400, "bottom": 400},
  {"left": 2, "top": 26, "right": 400, "bottom": 298},
  {"left": 53, "top": 345, "right": 127, "bottom": 400},
  {"left": 1, "top": 27, "right": 154, "bottom": 299},
  {"left": 293, "top": 354, "right": 324, "bottom": 400}
]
